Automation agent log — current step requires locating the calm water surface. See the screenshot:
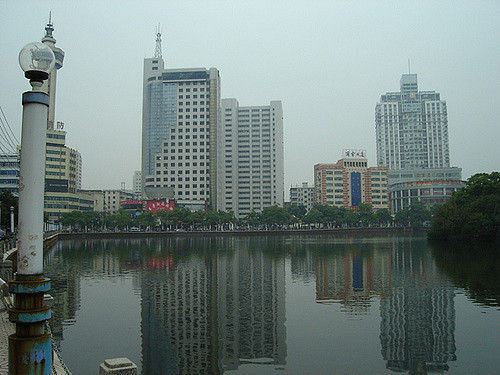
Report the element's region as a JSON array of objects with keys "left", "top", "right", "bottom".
[{"left": 44, "top": 234, "right": 500, "bottom": 374}]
